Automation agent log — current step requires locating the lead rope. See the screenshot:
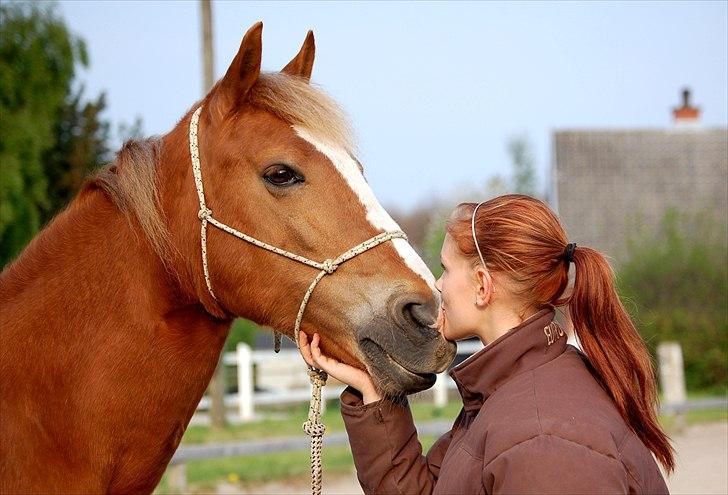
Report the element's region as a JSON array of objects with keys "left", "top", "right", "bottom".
[
  {"left": 189, "top": 106, "right": 406, "bottom": 495},
  {"left": 303, "top": 368, "right": 327, "bottom": 493}
]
